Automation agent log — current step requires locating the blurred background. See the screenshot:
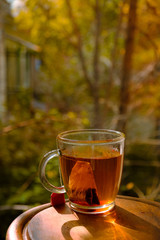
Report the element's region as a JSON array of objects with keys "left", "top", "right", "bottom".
[{"left": 0, "top": 0, "right": 160, "bottom": 238}]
